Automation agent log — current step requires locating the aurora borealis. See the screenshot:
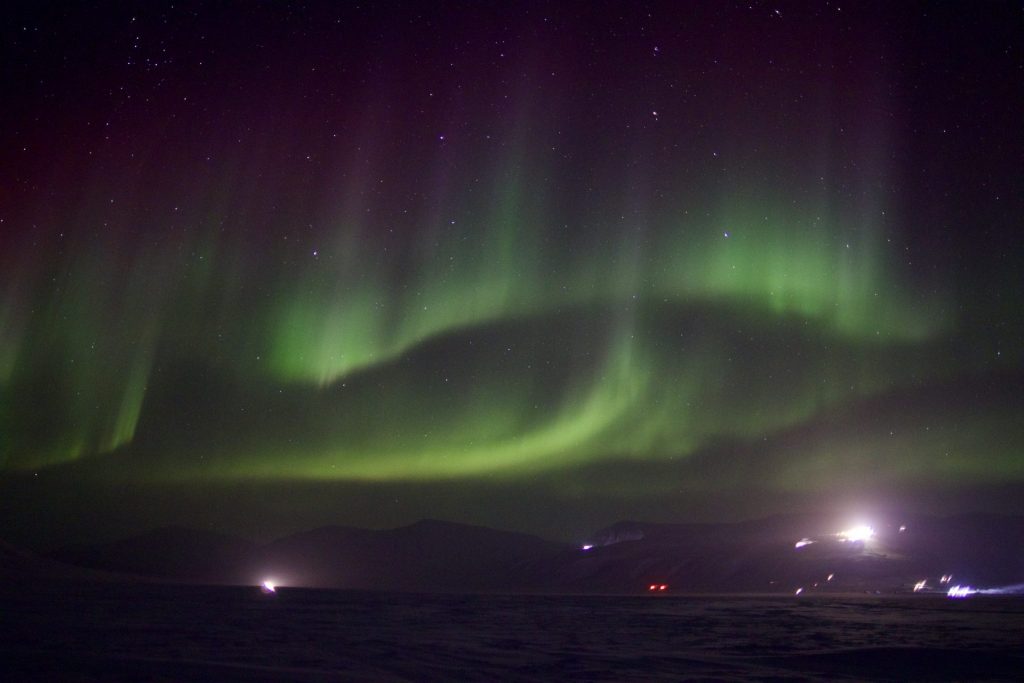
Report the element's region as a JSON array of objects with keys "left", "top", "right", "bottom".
[{"left": 1, "top": 1, "right": 1021, "bottom": 546}]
